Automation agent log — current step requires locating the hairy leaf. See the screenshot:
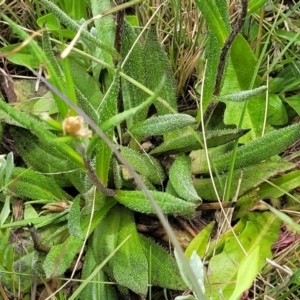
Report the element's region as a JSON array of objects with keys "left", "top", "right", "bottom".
[
  {"left": 150, "top": 128, "right": 248, "bottom": 155},
  {"left": 139, "top": 234, "right": 186, "bottom": 290},
  {"left": 144, "top": 26, "right": 177, "bottom": 114},
  {"left": 191, "top": 122, "right": 300, "bottom": 174},
  {"left": 112, "top": 207, "right": 148, "bottom": 296},
  {"left": 120, "top": 146, "right": 165, "bottom": 184},
  {"left": 114, "top": 190, "right": 196, "bottom": 218},
  {"left": 193, "top": 160, "right": 296, "bottom": 200},
  {"left": 128, "top": 114, "right": 197, "bottom": 137},
  {"left": 169, "top": 154, "right": 201, "bottom": 203},
  {"left": 121, "top": 20, "right": 148, "bottom": 127},
  {"left": 9, "top": 167, "right": 69, "bottom": 201}
]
